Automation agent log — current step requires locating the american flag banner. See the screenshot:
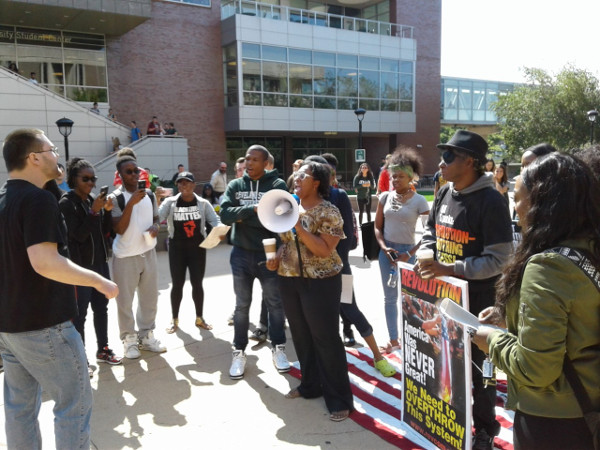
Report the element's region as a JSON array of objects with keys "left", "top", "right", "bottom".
[{"left": 290, "top": 346, "right": 515, "bottom": 450}]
